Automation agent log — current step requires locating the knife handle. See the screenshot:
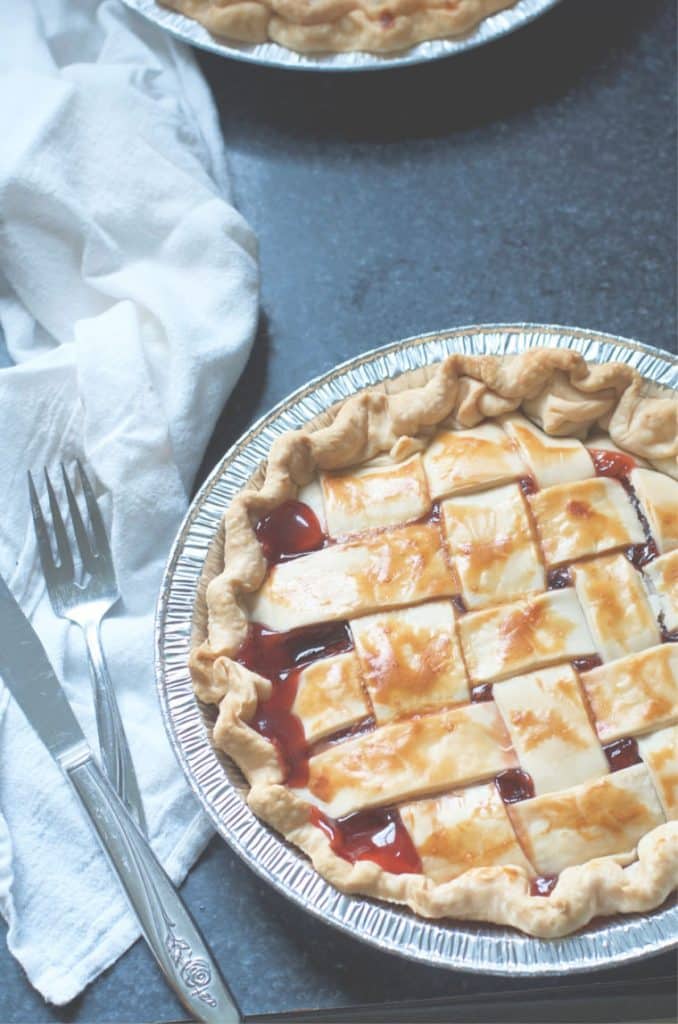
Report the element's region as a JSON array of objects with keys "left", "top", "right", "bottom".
[{"left": 68, "top": 757, "right": 240, "bottom": 1024}]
